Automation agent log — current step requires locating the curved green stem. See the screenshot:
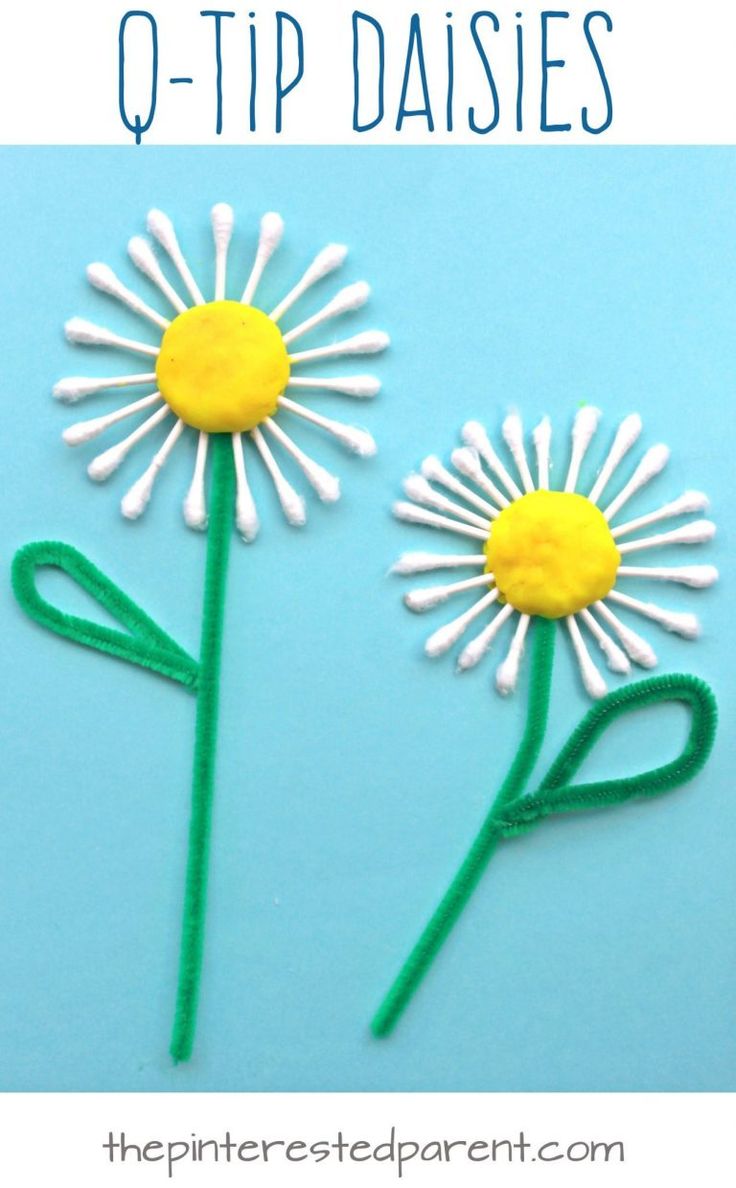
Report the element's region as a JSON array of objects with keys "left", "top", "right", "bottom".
[
  {"left": 371, "top": 617, "right": 556, "bottom": 1038},
  {"left": 170, "top": 434, "right": 234, "bottom": 1063}
]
